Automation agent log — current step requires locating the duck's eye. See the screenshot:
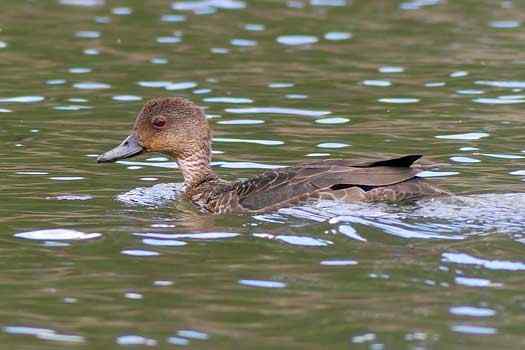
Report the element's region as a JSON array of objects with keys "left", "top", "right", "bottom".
[{"left": 152, "top": 117, "right": 167, "bottom": 129}]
